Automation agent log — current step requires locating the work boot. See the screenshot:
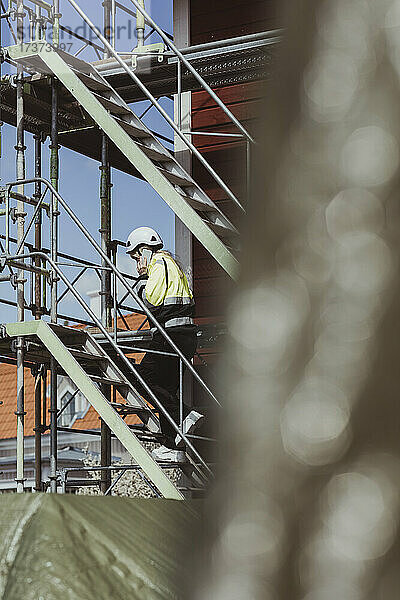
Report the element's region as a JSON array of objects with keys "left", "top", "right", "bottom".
[
  {"left": 175, "top": 410, "right": 205, "bottom": 448},
  {"left": 151, "top": 445, "right": 186, "bottom": 463}
]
